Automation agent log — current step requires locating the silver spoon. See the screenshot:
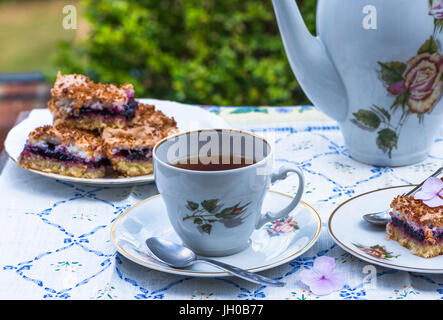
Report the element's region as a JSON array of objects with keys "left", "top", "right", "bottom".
[
  {"left": 362, "top": 166, "right": 443, "bottom": 226},
  {"left": 145, "top": 237, "right": 285, "bottom": 287}
]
